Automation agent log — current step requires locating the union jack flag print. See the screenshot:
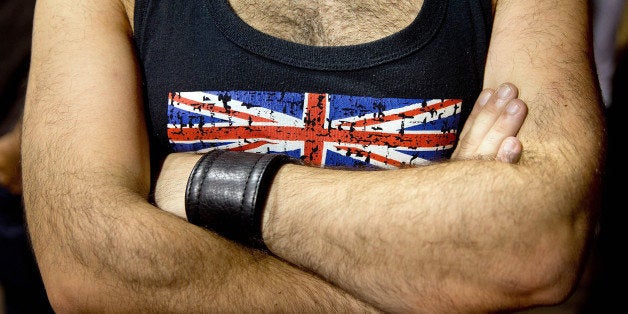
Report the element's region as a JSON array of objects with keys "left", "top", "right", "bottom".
[{"left": 167, "top": 91, "right": 463, "bottom": 169}]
